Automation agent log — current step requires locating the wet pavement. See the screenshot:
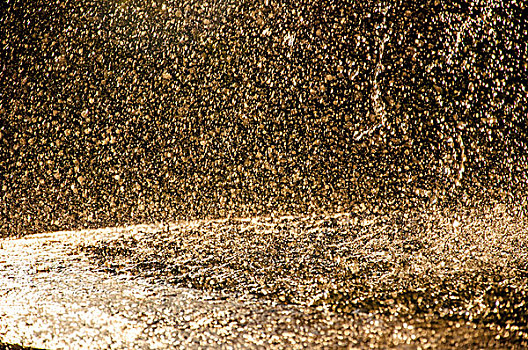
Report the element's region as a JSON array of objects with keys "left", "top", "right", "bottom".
[{"left": 1, "top": 205, "right": 527, "bottom": 349}]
